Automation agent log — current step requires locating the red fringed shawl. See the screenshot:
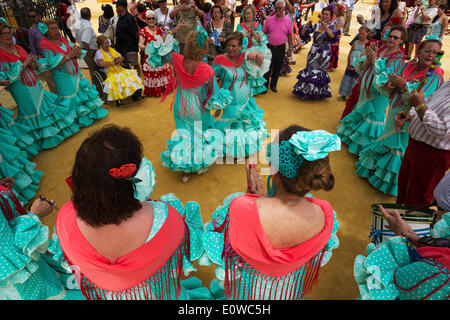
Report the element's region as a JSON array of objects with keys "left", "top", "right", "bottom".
[
  {"left": 389, "top": 62, "right": 444, "bottom": 109},
  {"left": 168, "top": 52, "right": 215, "bottom": 117},
  {"left": 212, "top": 54, "right": 248, "bottom": 91},
  {"left": 0, "top": 45, "right": 38, "bottom": 86},
  {"left": 215, "top": 194, "right": 335, "bottom": 300},
  {"left": 239, "top": 22, "right": 259, "bottom": 48},
  {"left": 55, "top": 201, "right": 190, "bottom": 300},
  {"left": 40, "top": 37, "right": 79, "bottom": 76},
  {"left": 0, "top": 185, "right": 27, "bottom": 222}
]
